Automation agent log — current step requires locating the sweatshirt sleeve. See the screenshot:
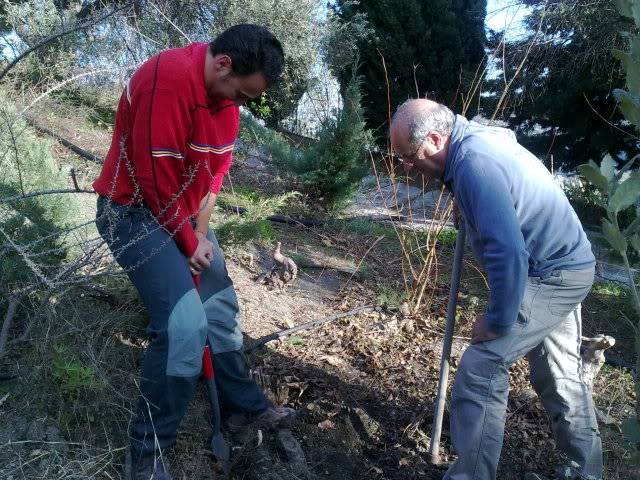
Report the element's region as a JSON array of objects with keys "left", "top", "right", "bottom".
[
  {"left": 129, "top": 88, "right": 199, "bottom": 257},
  {"left": 209, "top": 152, "right": 232, "bottom": 195},
  {"left": 454, "top": 153, "right": 529, "bottom": 335}
]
